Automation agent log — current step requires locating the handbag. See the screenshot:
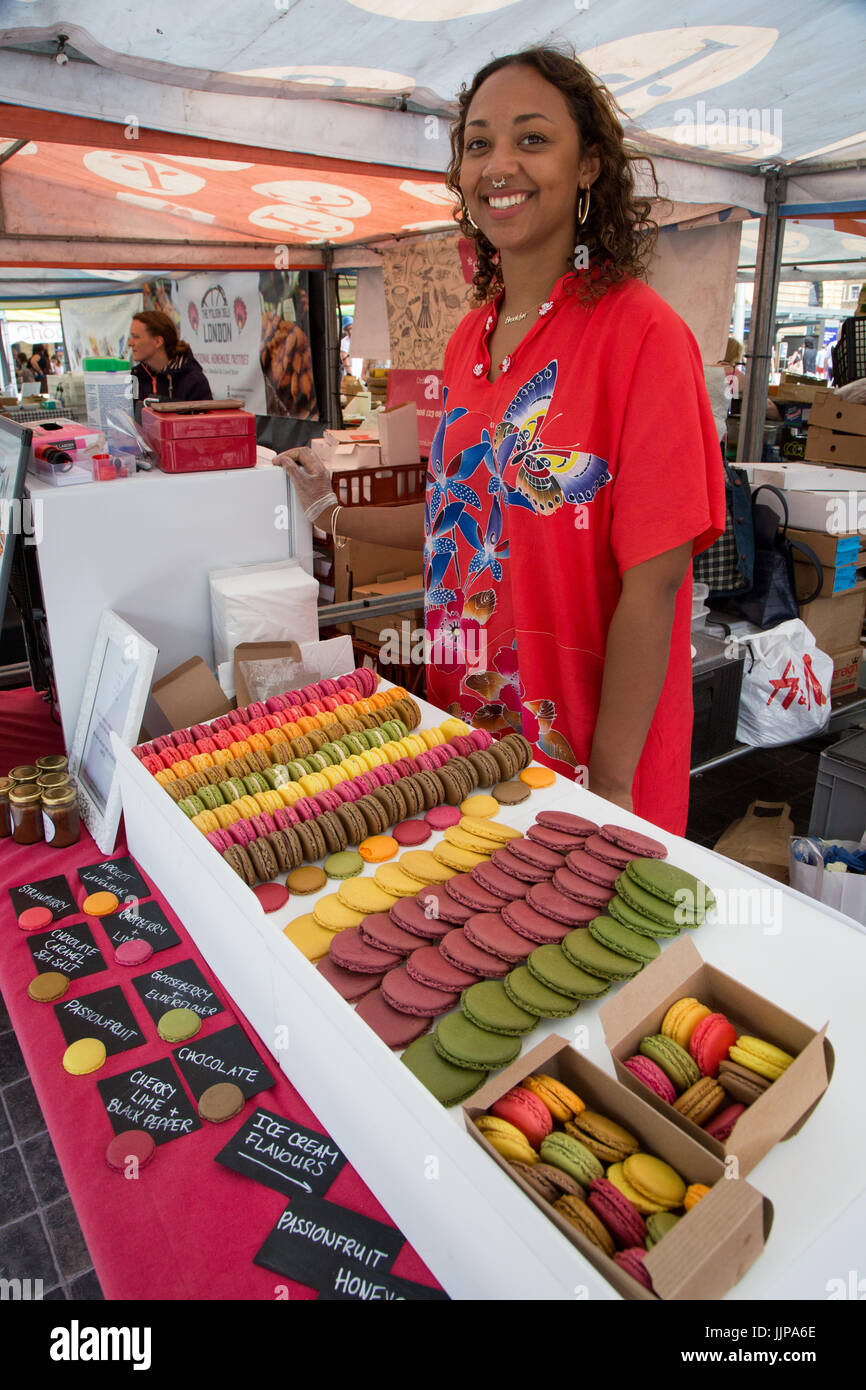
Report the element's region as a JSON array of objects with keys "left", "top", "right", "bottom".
[
  {"left": 735, "top": 485, "right": 823, "bottom": 628},
  {"left": 692, "top": 458, "right": 755, "bottom": 599}
]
